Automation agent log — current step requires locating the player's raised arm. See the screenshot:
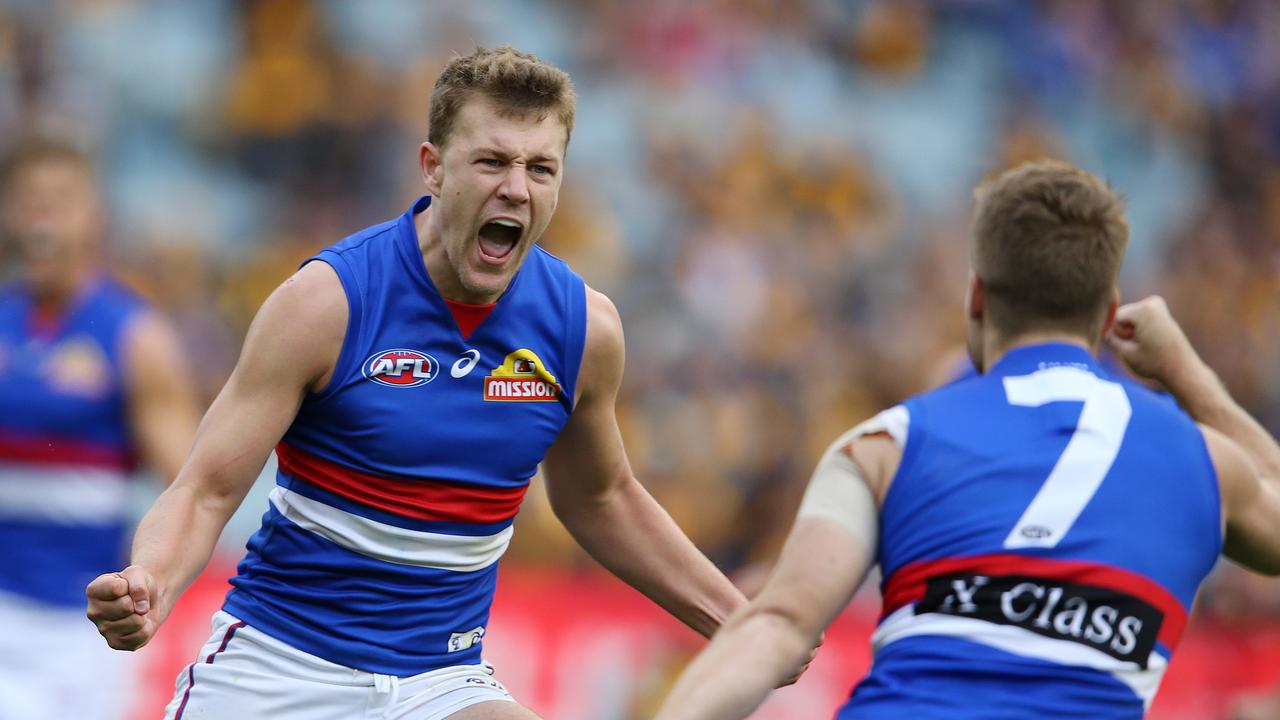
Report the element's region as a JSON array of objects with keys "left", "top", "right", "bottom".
[
  {"left": 86, "top": 261, "right": 346, "bottom": 650},
  {"left": 541, "top": 286, "right": 745, "bottom": 639},
  {"left": 1106, "top": 295, "right": 1280, "bottom": 574},
  {"left": 653, "top": 425, "right": 895, "bottom": 720}
]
